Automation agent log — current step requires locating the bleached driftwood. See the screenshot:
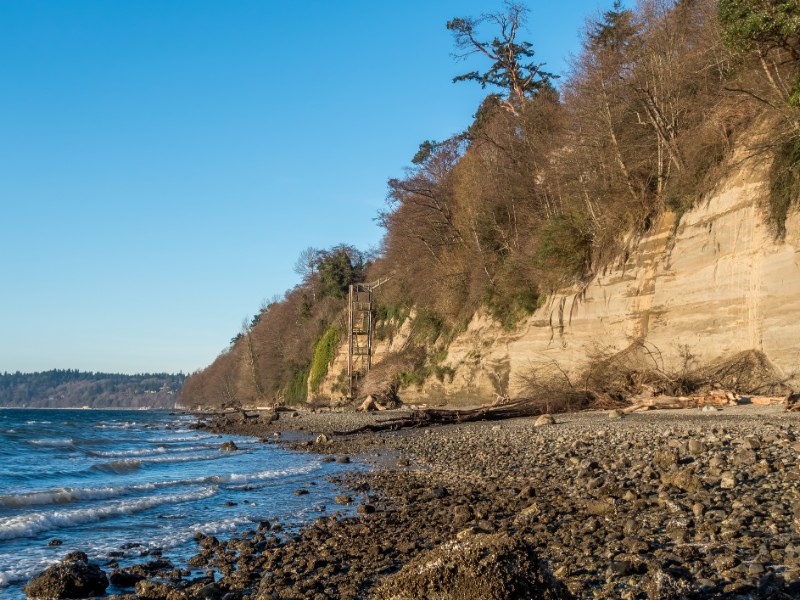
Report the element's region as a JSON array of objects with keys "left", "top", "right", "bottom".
[
  {"left": 624, "top": 390, "right": 739, "bottom": 413},
  {"left": 358, "top": 395, "right": 388, "bottom": 412}
]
